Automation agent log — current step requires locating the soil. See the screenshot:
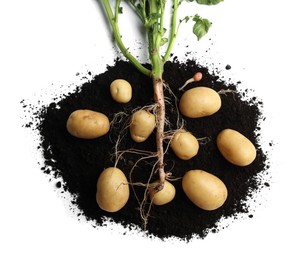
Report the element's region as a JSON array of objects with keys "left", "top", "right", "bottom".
[{"left": 23, "top": 58, "right": 270, "bottom": 241}]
